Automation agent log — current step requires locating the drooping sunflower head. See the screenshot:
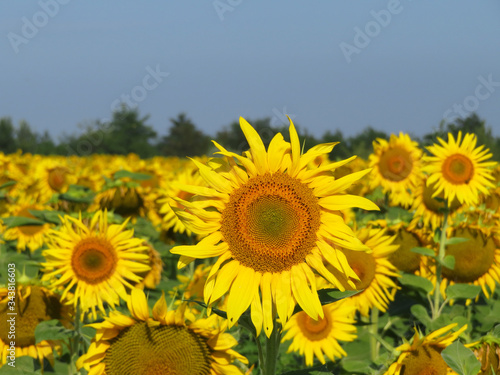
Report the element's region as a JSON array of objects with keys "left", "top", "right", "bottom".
[
  {"left": 170, "top": 117, "right": 379, "bottom": 336},
  {"left": 282, "top": 301, "right": 357, "bottom": 366},
  {"left": 369, "top": 133, "right": 422, "bottom": 207},
  {"left": 0, "top": 284, "right": 73, "bottom": 367},
  {"left": 424, "top": 132, "right": 497, "bottom": 207},
  {"left": 41, "top": 211, "right": 150, "bottom": 319},
  {"left": 78, "top": 288, "right": 248, "bottom": 375},
  {"left": 384, "top": 323, "right": 468, "bottom": 375}
]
